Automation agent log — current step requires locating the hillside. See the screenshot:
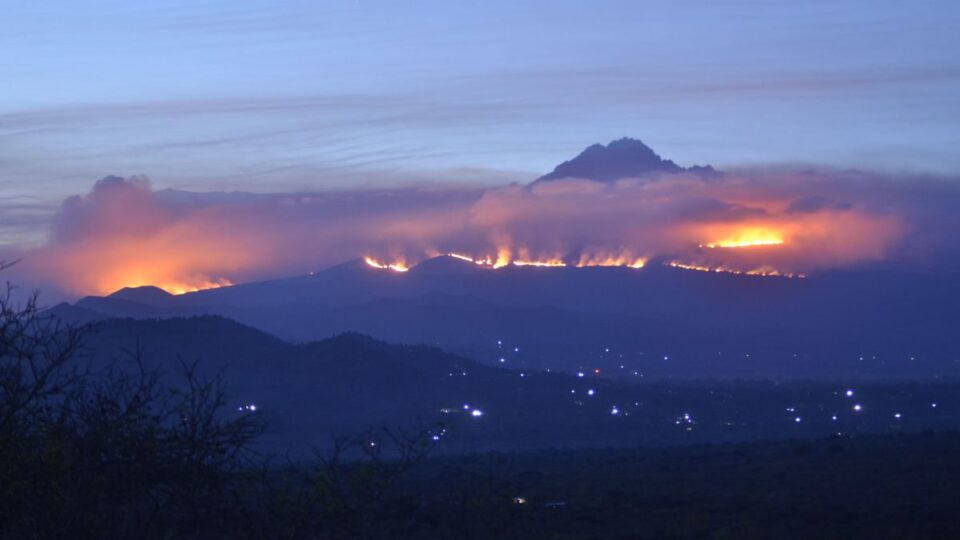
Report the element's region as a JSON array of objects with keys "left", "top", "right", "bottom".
[
  {"left": 56, "top": 255, "right": 960, "bottom": 380},
  {"left": 47, "top": 315, "right": 960, "bottom": 455}
]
